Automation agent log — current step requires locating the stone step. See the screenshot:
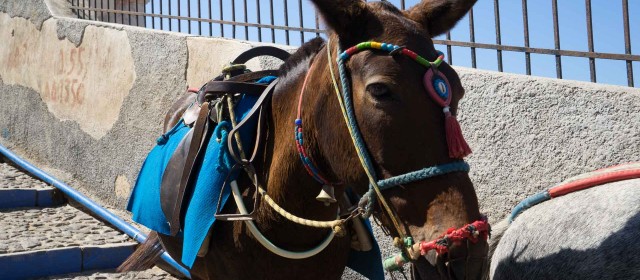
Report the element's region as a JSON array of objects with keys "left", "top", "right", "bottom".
[
  {"left": 0, "top": 163, "right": 179, "bottom": 279},
  {"left": 41, "top": 266, "right": 177, "bottom": 280},
  {"left": 0, "top": 244, "right": 136, "bottom": 280},
  {"left": 0, "top": 205, "right": 132, "bottom": 255},
  {"left": 0, "top": 163, "right": 65, "bottom": 208}
]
